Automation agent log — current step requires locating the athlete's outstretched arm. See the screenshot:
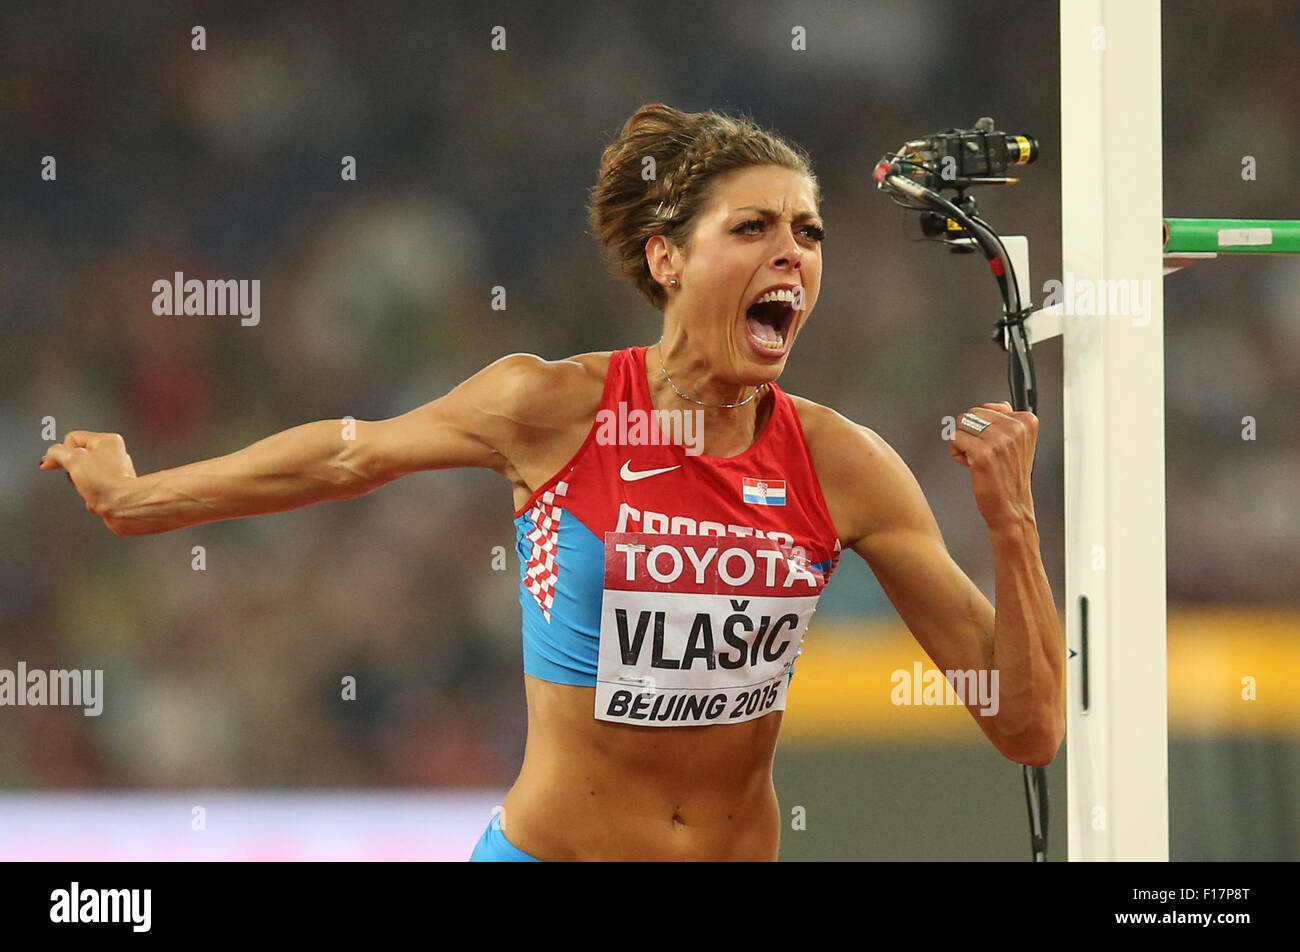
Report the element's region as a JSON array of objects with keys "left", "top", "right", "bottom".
[{"left": 41, "top": 353, "right": 551, "bottom": 537}]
